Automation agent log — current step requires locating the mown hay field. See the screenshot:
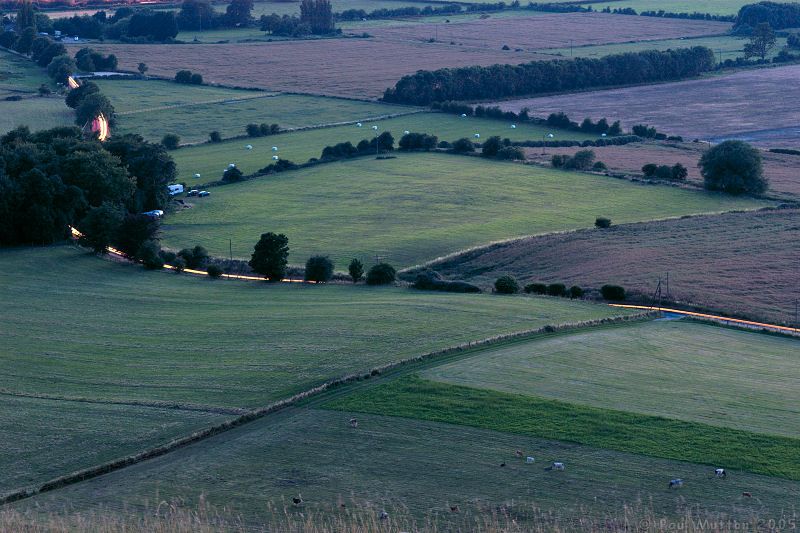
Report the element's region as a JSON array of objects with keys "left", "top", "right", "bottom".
[
  {"left": 162, "top": 152, "right": 767, "bottom": 267},
  {"left": 0, "top": 246, "right": 627, "bottom": 411},
  {"left": 96, "top": 79, "right": 412, "bottom": 143},
  {"left": 0, "top": 97, "right": 74, "bottom": 135},
  {"left": 422, "top": 320, "right": 800, "bottom": 437},
  {"left": 171, "top": 112, "right": 594, "bottom": 184},
  {"left": 76, "top": 40, "right": 550, "bottom": 98},
  {"left": 362, "top": 12, "right": 731, "bottom": 50},
  {"left": 0, "top": 50, "right": 52, "bottom": 95},
  {"left": 423, "top": 209, "right": 800, "bottom": 325},
  {"left": 494, "top": 64, "right": 800, "bottom": 147},
  {"left": 0, "top": 395, "right": 227, "bottom": 495}
]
